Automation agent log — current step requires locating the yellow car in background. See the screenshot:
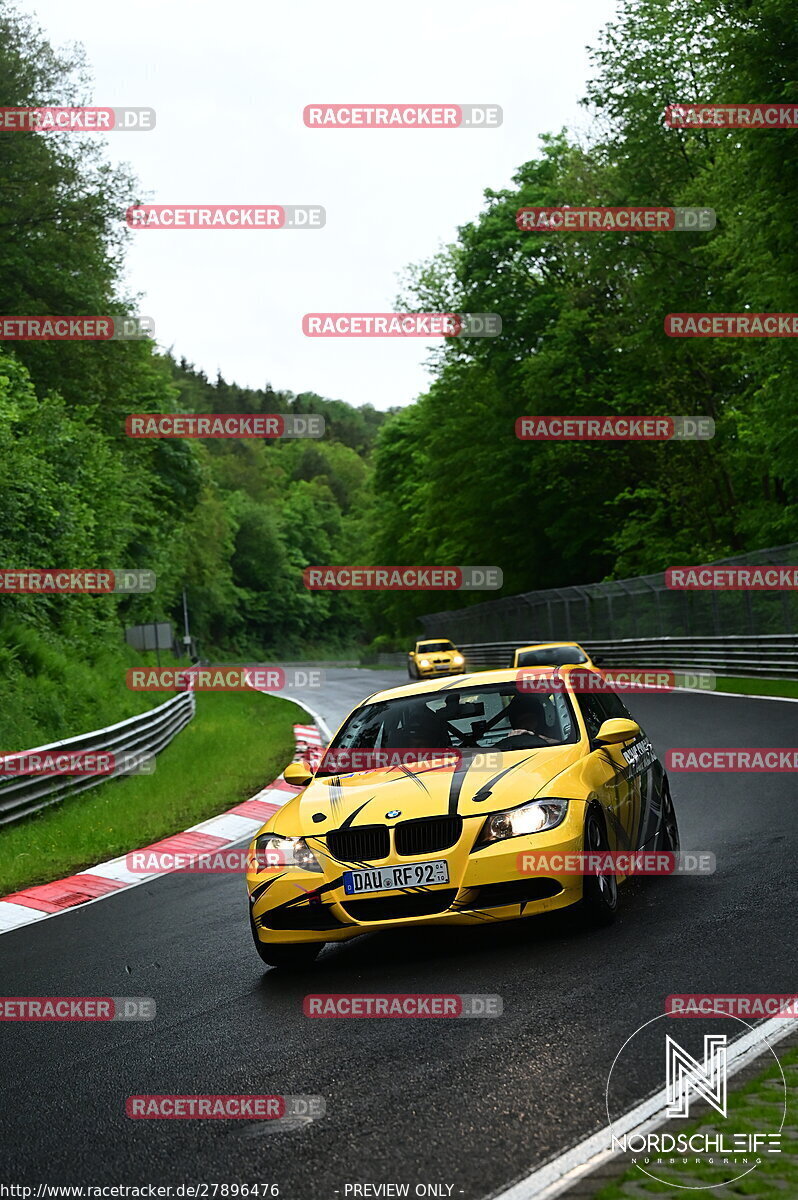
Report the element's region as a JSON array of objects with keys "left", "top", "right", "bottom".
[
  {"left": 407, "top": 638, "right": 465, "bottom": 679},
  {"left": 245, "top": 665, "right": 678, "bottom": 968},
  {"left": 513, "top": 641, "right": 597, "bottom": 670}
]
